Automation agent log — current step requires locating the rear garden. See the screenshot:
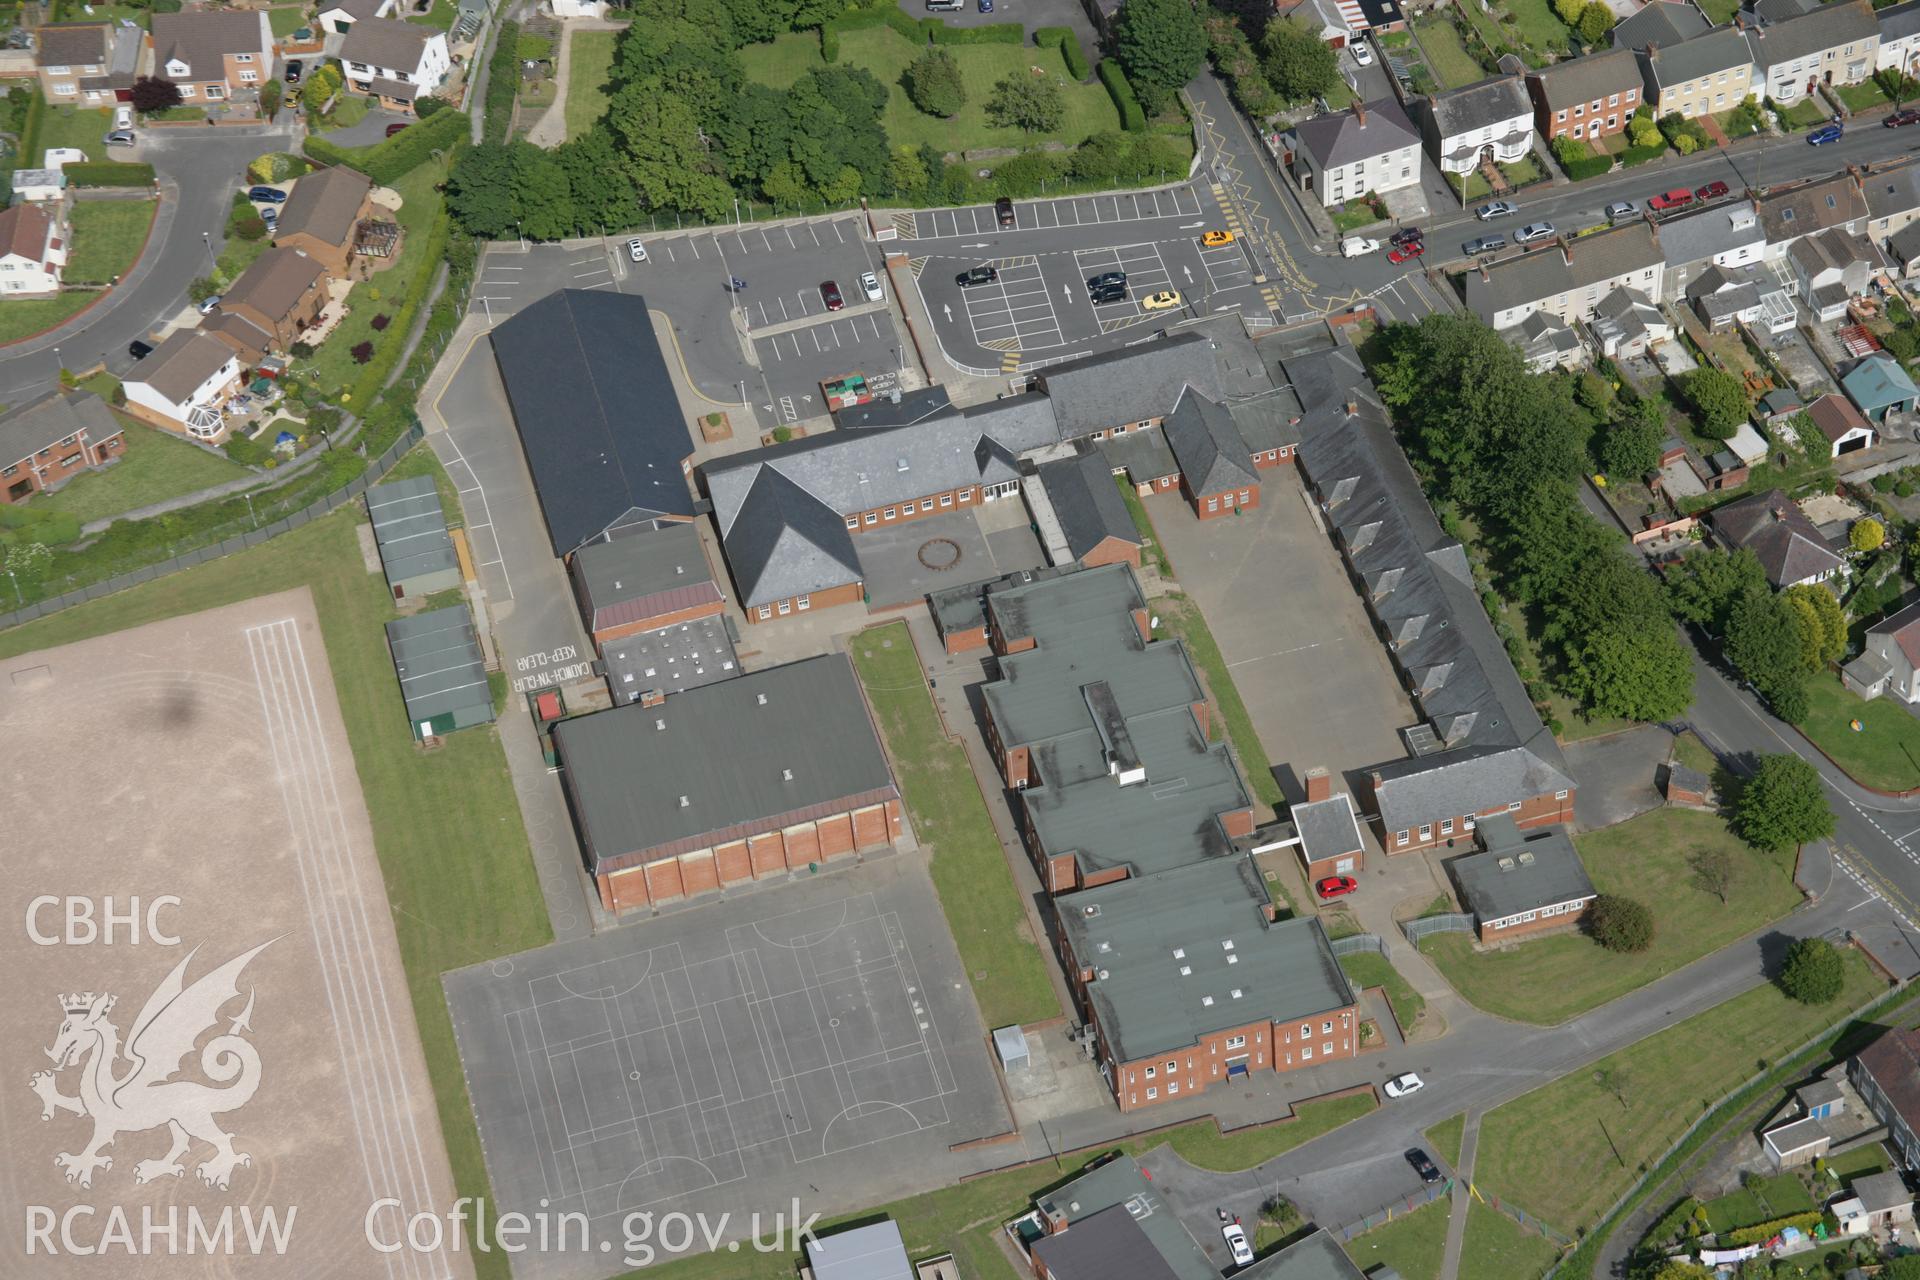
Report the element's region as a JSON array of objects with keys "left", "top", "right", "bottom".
[
  {"left": 63, "top": 198, "right": 156, "bottom": 283},
  {"left": 1795, "top": 673, "right": 1920, "bottom": 792},
  {"left": 564, "top": 29, "right": 619, "bottom": 141},
  {"left": 1409, "top": 16, "right": 1488, "bottom": 91},
  {"left": 35, "top": 417, "right": 250, "bottom": 526}
]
